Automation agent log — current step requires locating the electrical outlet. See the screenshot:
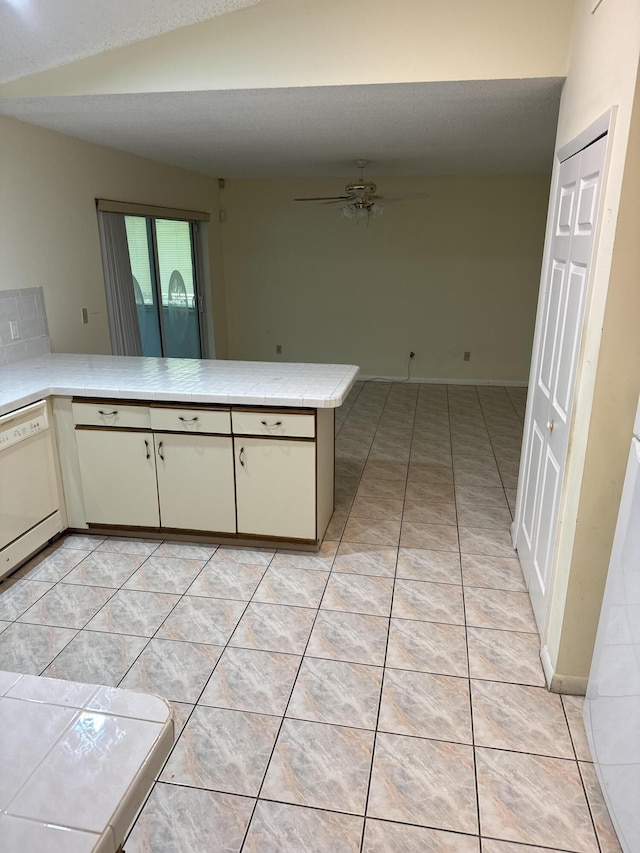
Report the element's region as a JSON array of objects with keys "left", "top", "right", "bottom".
[
  {"left": 276, "top": 344, "right": 282, "bottom": 354},
  {"left": 9, "top": 320, "right": 20, "bottom": 340},
  {"left": 464, "top": 351, "right": 471, "bottom": 362}
]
